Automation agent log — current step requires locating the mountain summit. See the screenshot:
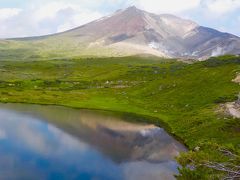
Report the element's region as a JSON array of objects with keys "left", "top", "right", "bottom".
[{"left": 5, "top": 6, "right": 240, "bottom": 59}]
